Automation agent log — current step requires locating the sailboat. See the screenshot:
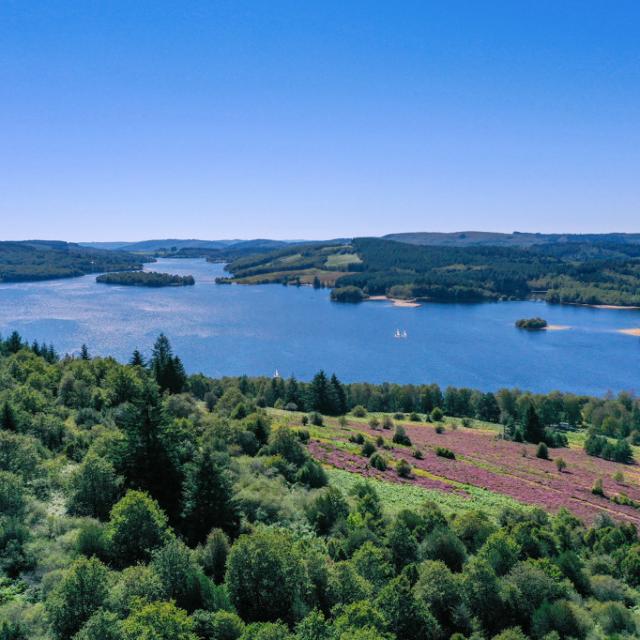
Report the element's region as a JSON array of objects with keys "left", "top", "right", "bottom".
[
  {"left": 273, "top": 368, "right": 281, "bottom": 378},
  {"left": 394, "top": 329, "right": 408, "bottom": 339}
]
